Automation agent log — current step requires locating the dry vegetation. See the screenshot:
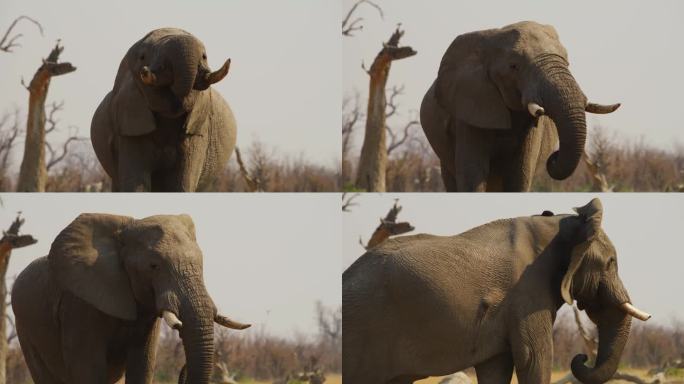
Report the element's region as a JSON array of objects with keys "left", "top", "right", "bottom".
[
  {"left": 0, "top": 108, "right": 340, "bottom": 192},
  {"left": 5, "top": 302, "right": 341, "bottom": 384},
  {"left": 343, "top": 94, "right": 684, "bottom": 192}
]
